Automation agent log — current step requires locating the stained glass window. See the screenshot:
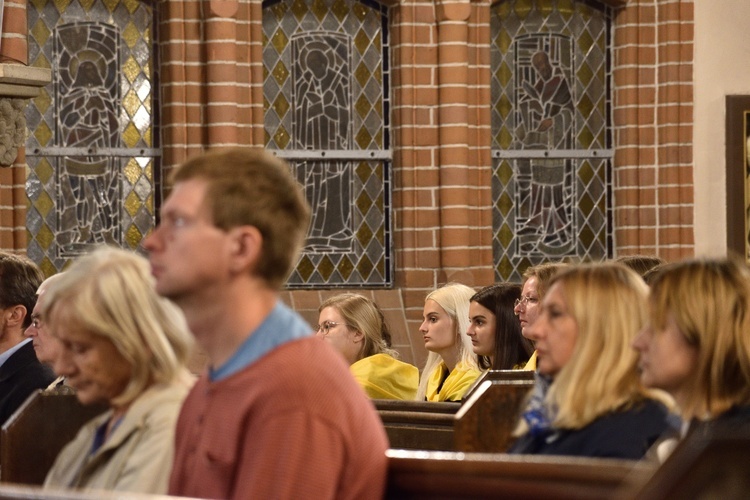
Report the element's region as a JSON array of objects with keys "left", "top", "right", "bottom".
[
  {"left": 491, "top": 0, "right": 613, "bottom": 281},
  {"left": 263, "top": 0, "right": 392, "bottom": 288},
  {"left": 25, "top": 0, "right": 157, "bottom": 275}
]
